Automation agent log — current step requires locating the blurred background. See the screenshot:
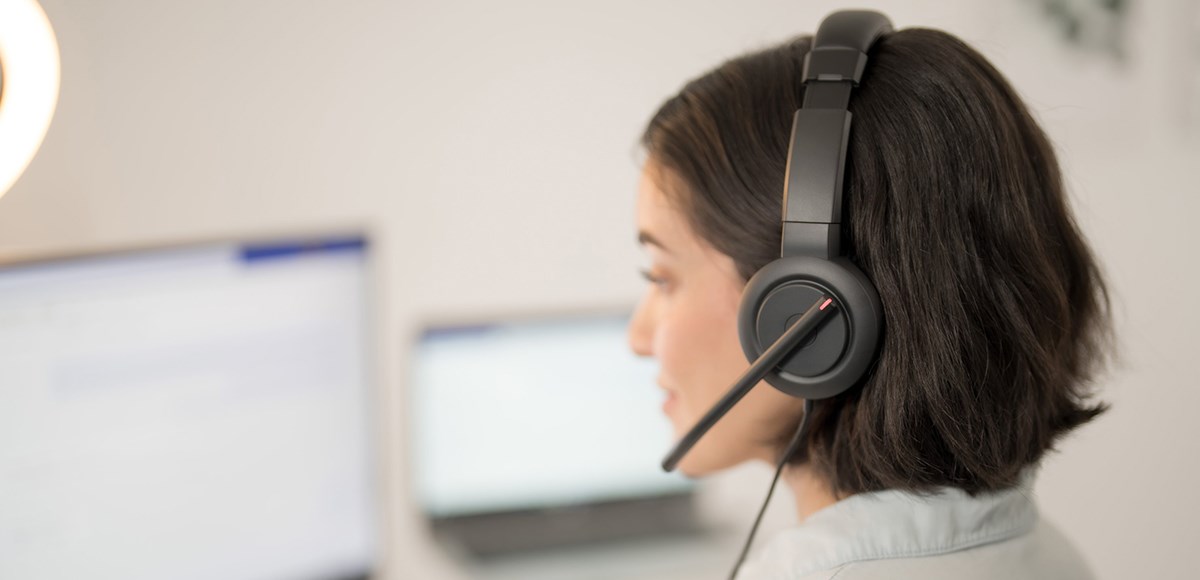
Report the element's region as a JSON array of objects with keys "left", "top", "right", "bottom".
[{"left": 0, "top": 0, "right": 1196, "bottom": 578}]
